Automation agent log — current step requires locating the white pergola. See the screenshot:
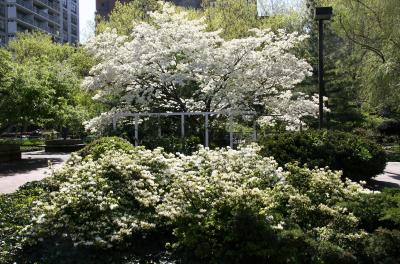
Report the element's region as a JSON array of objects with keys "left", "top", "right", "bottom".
[{"left": 112, "top": 111, "right": 265, "bottom": 148}]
